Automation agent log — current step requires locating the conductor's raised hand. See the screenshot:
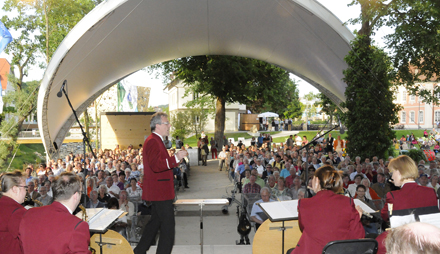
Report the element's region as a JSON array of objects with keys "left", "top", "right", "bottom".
[{"left": 176, "top": 150, "right": 188, "bottom": 160}]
